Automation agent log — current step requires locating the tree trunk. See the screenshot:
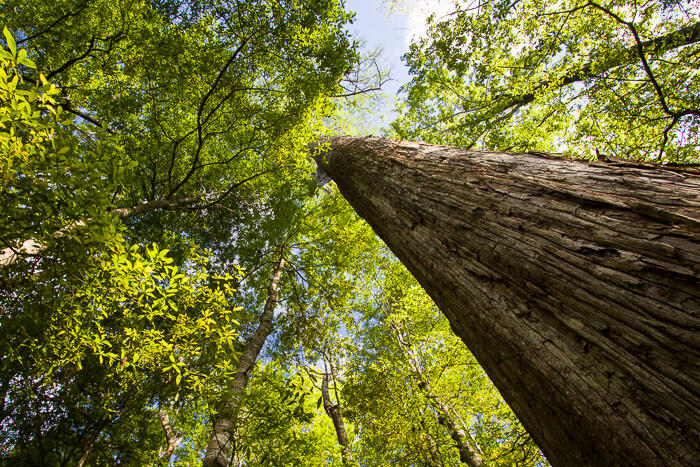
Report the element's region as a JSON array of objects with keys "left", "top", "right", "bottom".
[
  {"left": 322, "top": 372, "right": 354, "bottom": 466},
  {"left": 314, "top": 136, "right": 700, "bottom": 466},
  {"left": 75, "top": 418, "right": 109, "bottom": 467},
  {"left": 387, "top": 318, "right": 484, "bottom": 467},
  {"left": 158, "top": 408, "right": 182, "bottom": 460},
  {"left": 202, "top": 246, "right": 285, "bottom": 467}
]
